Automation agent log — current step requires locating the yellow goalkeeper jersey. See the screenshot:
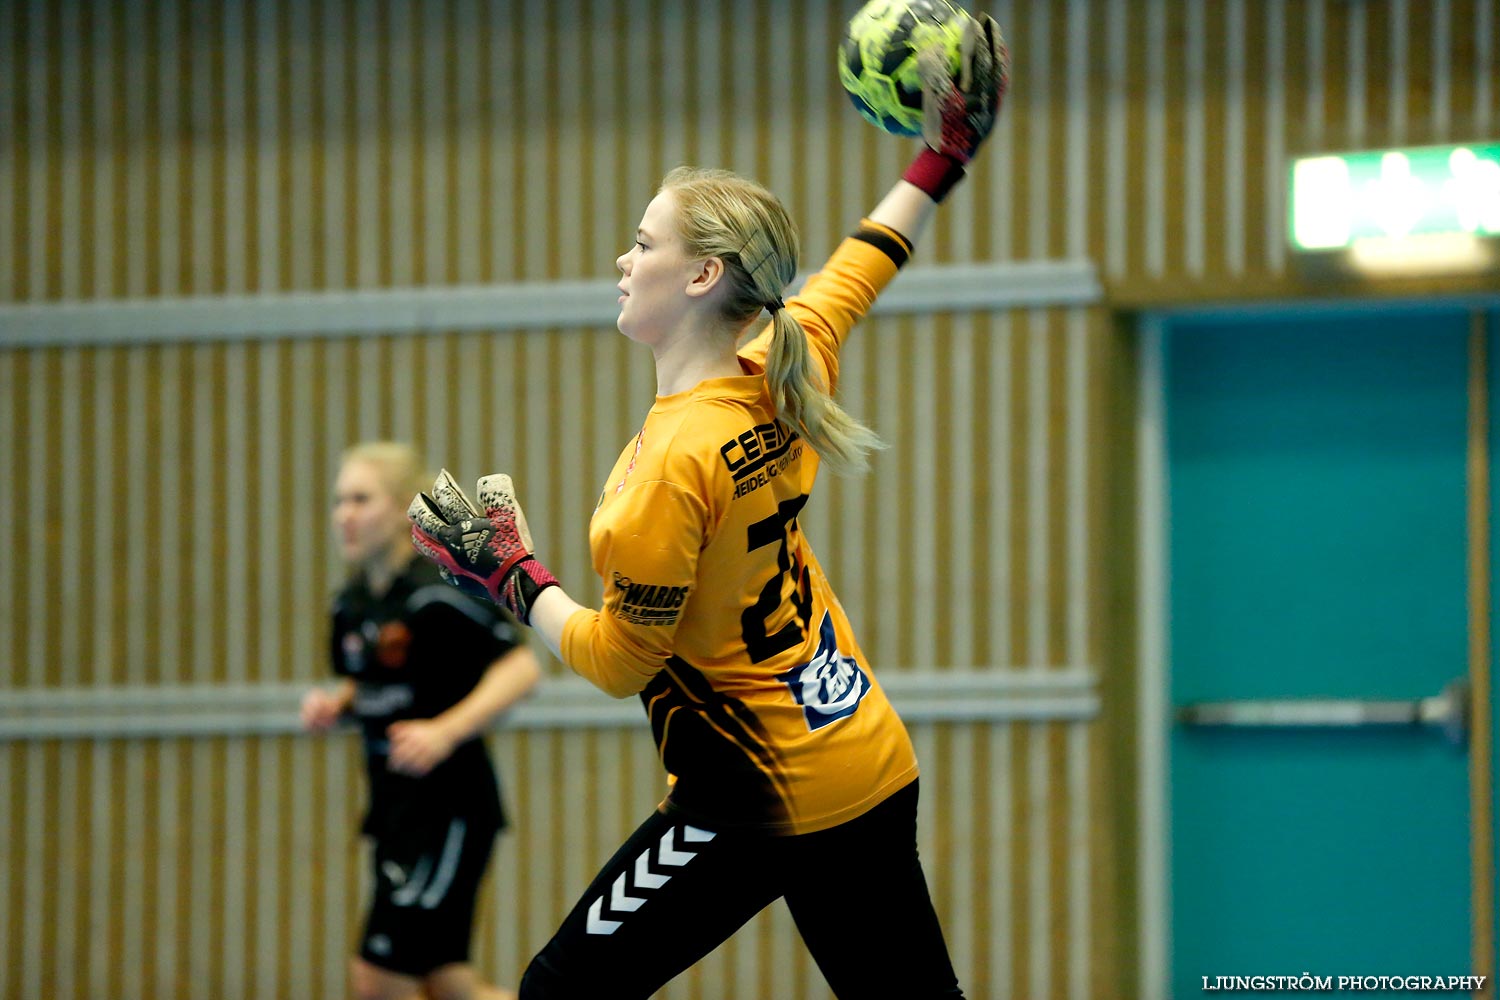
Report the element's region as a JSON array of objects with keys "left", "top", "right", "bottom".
[{"left": 561, "top": 221, "right": 918, "bottom": 835}]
